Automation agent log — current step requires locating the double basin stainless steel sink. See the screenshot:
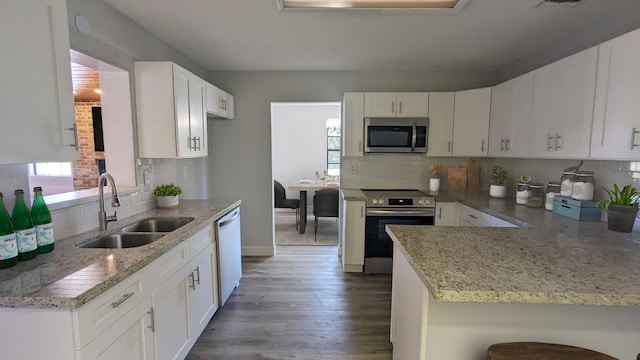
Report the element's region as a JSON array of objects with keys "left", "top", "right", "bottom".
[{"left": 77, "top": 217, "right": 195, "bottom": 249}]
